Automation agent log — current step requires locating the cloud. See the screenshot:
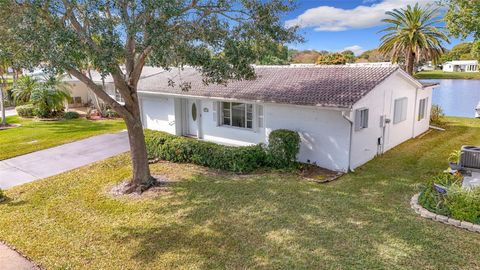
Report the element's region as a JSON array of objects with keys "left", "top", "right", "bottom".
[
  {"left": 285, "top": 0, "right": 438, "bottom": 32},
  {"left": 343, "top": 45, "right": 366, "bottom": 56}
]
